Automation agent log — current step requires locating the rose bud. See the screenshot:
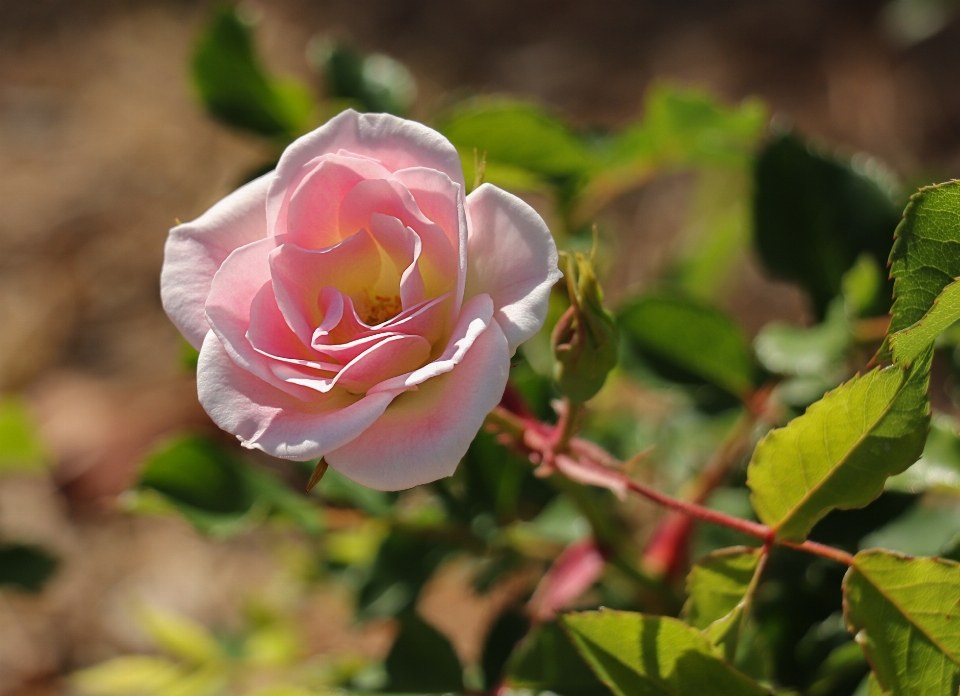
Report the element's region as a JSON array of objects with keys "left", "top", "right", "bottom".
[
  {"left": 161, "top": 110, "right": 561, "bottom": 490},
  {"left": 551, "top": 237, "right": 618, "bottom": 403}
]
